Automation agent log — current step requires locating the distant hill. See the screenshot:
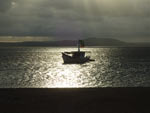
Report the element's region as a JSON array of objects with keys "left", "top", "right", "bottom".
[
  {"left": 84, "top": 38, "right": 126, "bottom": 46},
  {"left": 0, "top": 38, "right": 150, "bottom": 47}
]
